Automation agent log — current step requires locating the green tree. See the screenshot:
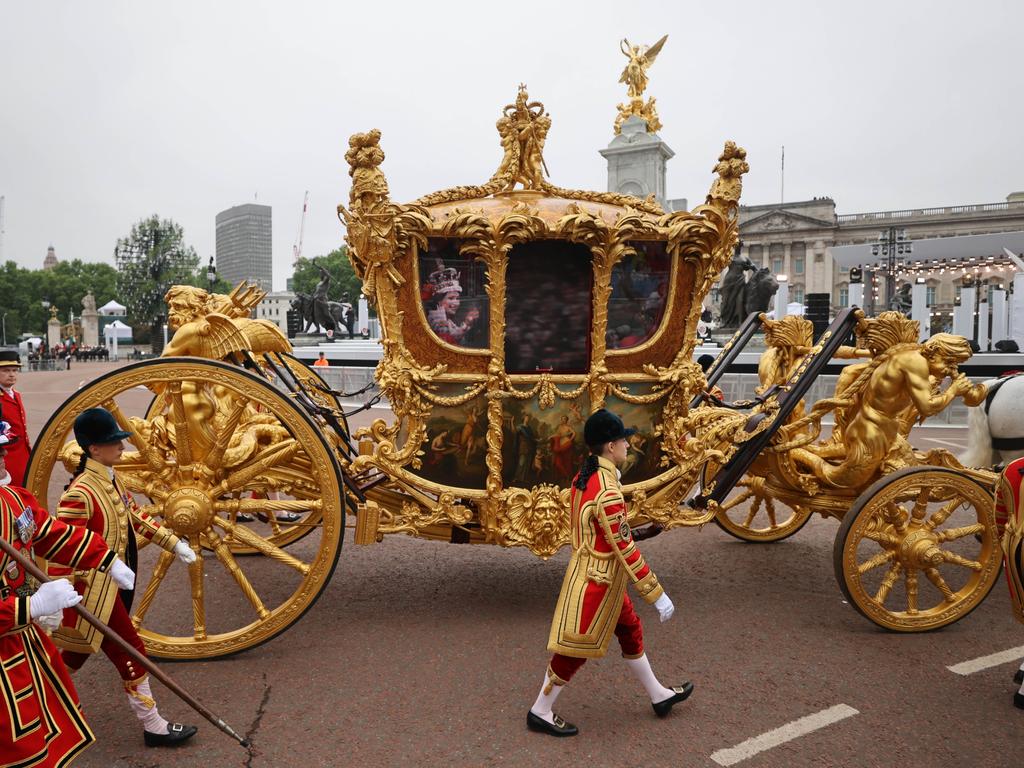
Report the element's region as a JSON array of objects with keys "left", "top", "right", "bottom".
[
  {"left": 114, "top": 215, "right": 199, "bottom": 332},
  {"left": 290, "top": 247, "right": 363, "bottom": 302},
  {"left": 0, "top": 260, "right": 118, "bottom": 344}
]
